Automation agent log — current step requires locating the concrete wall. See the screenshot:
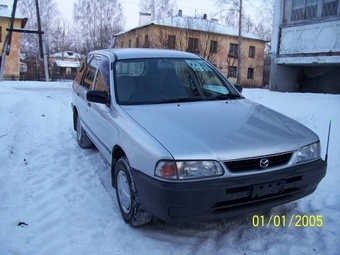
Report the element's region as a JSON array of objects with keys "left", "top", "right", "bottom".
[
  {"left": 270, "top": 0, "right": 340, "bottom": 94},
  {"left": 0, "top": 17, "right": 23, "bottom": 77}
]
